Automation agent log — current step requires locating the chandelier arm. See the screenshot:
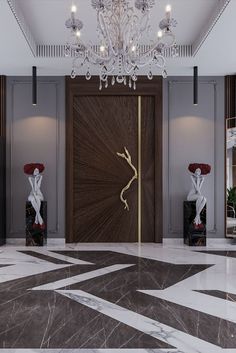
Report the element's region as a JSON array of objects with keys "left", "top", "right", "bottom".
[
  {"left": 73, "top": 54, "right": 89, "bottom": 66},
  {"left": 100, "top": 65, "right": 115, "bottom": 76},
  {"left": 139, "top": 11, "right": 150, "bottom": 33},
  {"left": 136, "top": 53, "right": 166, "bottom": 68},
  {"left": 124, "top": 62, "right": 136, "bottom": 74},
  {"left": 126, "top": 12, "right": 149, "bottom": 49},
  {"left": 87, "top": 51, "right": 112, "bottom": 64},
  {"left": 97, "top": 11, "right": 118, "bottom": 56},
  {"left": 125, "top": 26, "right": 146, "bottom": 54},
  {"left": 138, "top": 40, "right": 163, "bottom": 56},
  {"left": 125, "top": 17, "right": 143, "bottom": 52},
  {"left": 121, "top": 8, "right": 134, "bottom": 36},
  {"left": 71, "top": 59, "right": 84, "bottom": 72},
  {"left": 80, "top": 40, "right": 113, "bottom": 63},
  {"left": 122, "top": 17, "right": 132, "bottom": 50},
  {"left": 124, "top": 46, "right": 159, "bottom": 69}
]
